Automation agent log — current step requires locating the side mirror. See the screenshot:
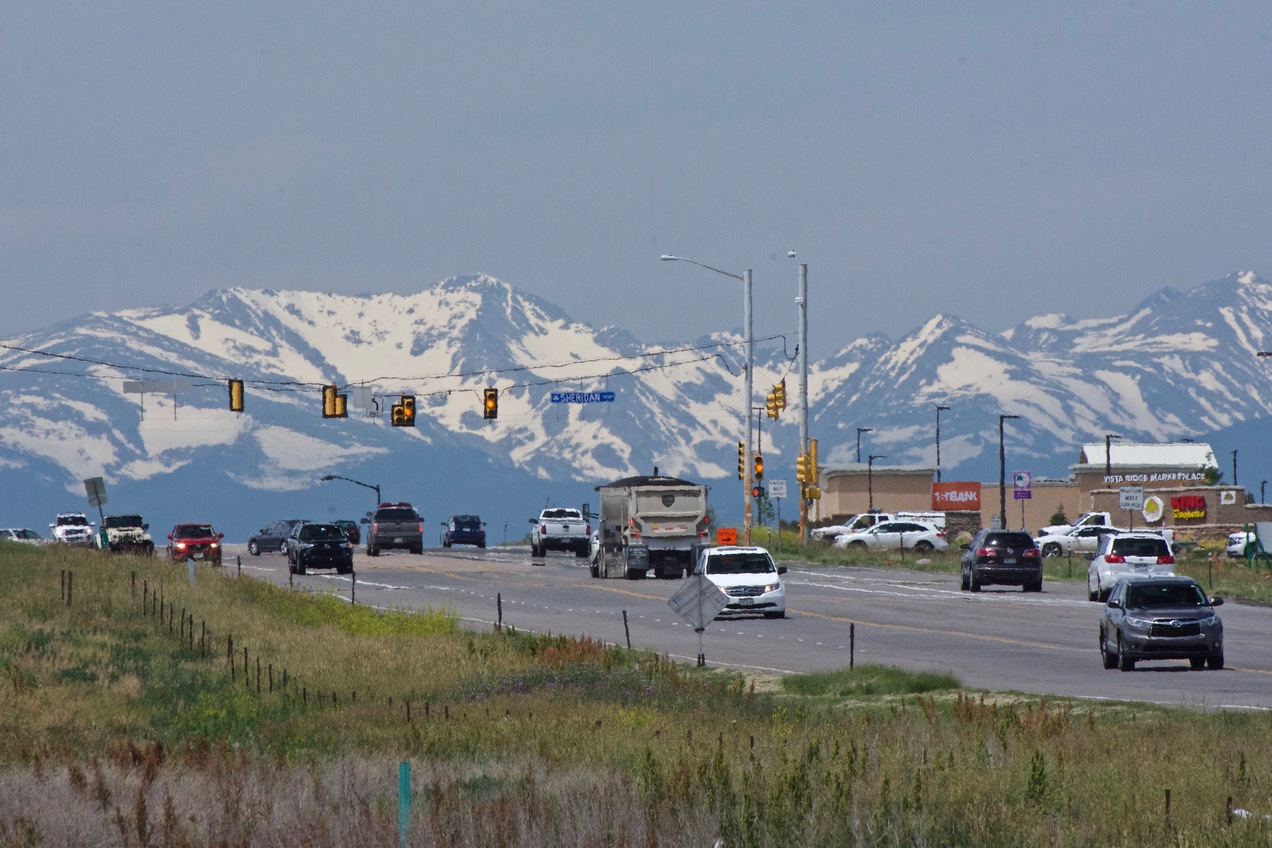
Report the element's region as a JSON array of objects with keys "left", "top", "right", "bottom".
[
  {"left": 1083, "top": 552, "right": 1095, "bottom": 561},
  {"left": 360, "top": 517, "right": 369, "bottom": 525},
  {"left": 777, "top": 566, "right": 788, "bottom": 575},
  {"left": 217, "top": 532, "right": 224, "bottom": 539},
  {"left": 167, "top": 534, "right": 174, "bottom": 540},
  {"left": 1106, "top": 599, "right": 1122, "bottom": 609},
  {"left": 528, "top": 518, "right": 537, "bottom": 524},
  {"left": 960, "top": 543, "right": 971, "bottom": 551},
  {"left": 1210, "top": 597, "right": 1225, "bottom": 606},
  {"left": 142, "top": 524, "right": 149, "bottom": 530}
]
